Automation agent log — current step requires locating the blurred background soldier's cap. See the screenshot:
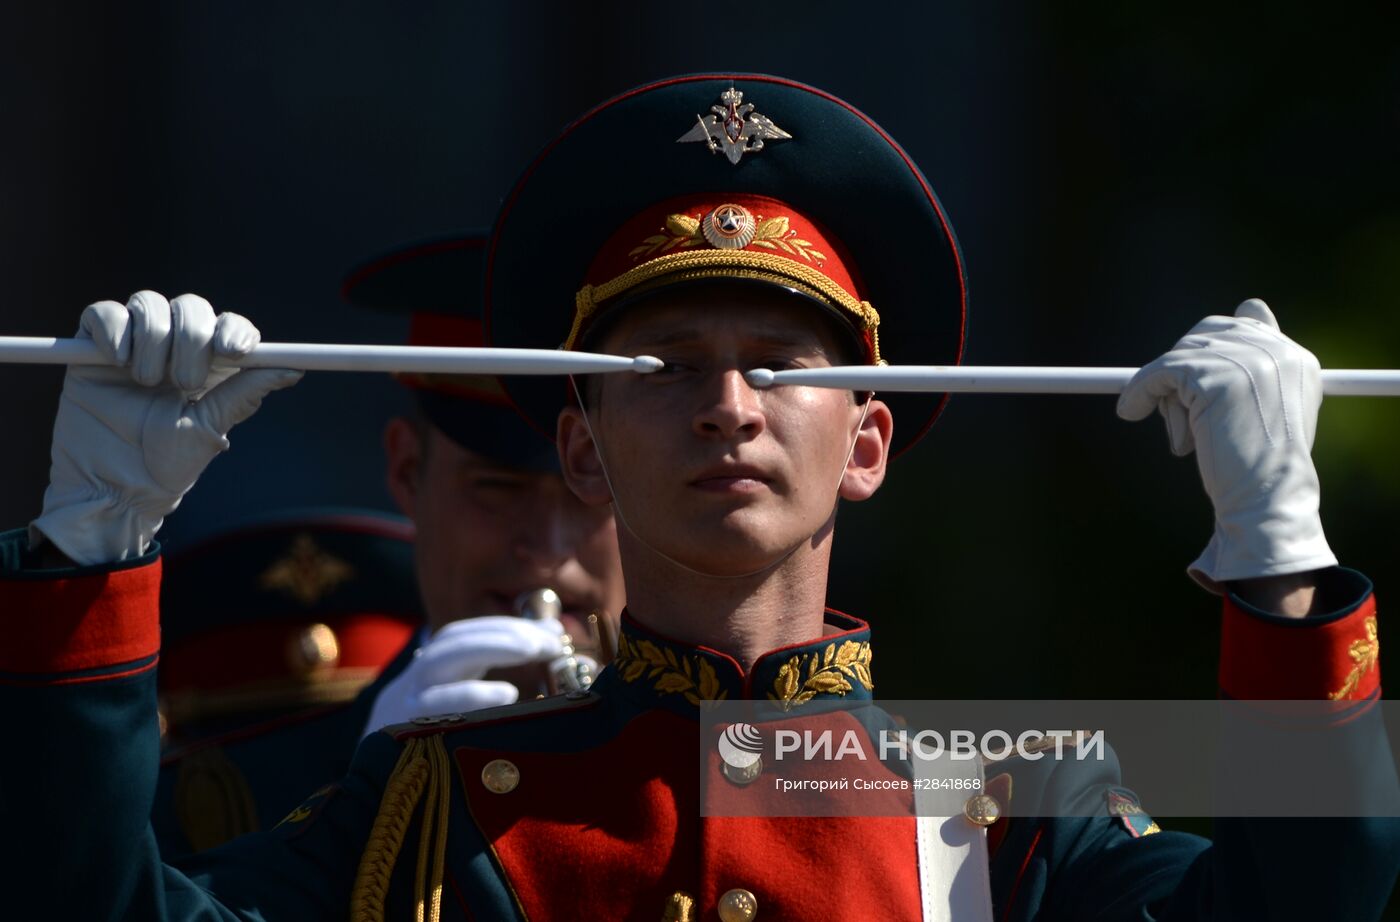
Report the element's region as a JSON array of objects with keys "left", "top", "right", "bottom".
[
  {"left": 158, "top": 507, "right": 422, "bottom": 741},
  {"left": 343, "top": 234, "right": 560, "bottom": 470}
]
